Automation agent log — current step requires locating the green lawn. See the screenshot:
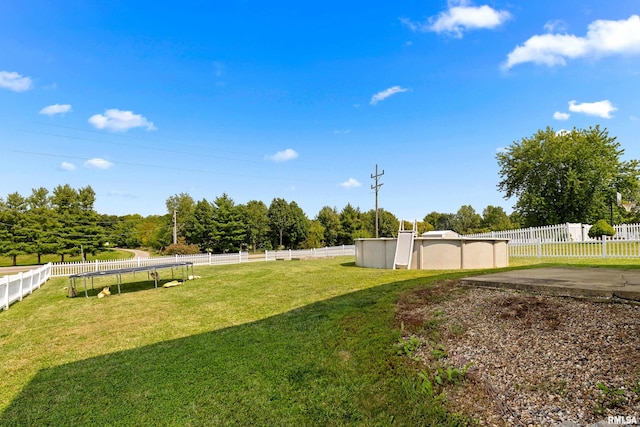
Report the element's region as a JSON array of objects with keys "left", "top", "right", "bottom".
[
  {"left": 0, "top": 248, "right": 134, "bottom": 267},
  {"left": 1, "top": 256, "right": 636, "bottom": 426}
]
